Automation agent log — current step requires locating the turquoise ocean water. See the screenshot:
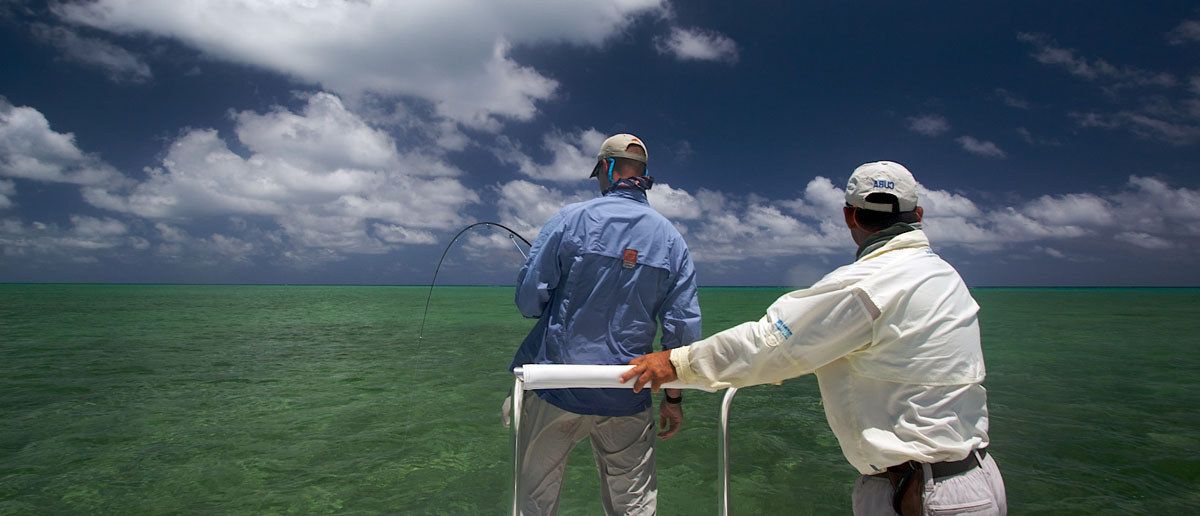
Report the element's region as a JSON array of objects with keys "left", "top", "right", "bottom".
[{"left": 2, "top": 284, "right": 1199, "bottom": 515}]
